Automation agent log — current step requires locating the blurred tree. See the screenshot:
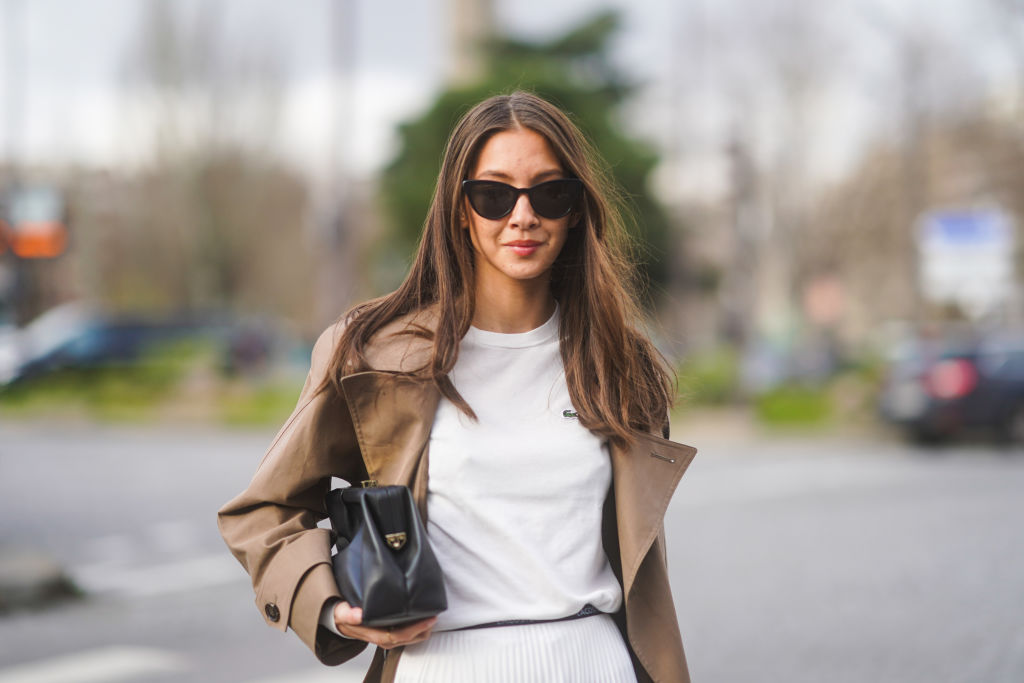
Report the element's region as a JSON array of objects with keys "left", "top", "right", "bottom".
[
  {"left": 806, "top": 110, "right": 1024, "bottom": 341},
  {"left": 379, "top": 10, "right": 672, "bottom": 300},
  {"left": 75, "top": 0, "right": 317, "bottom": 326}
]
